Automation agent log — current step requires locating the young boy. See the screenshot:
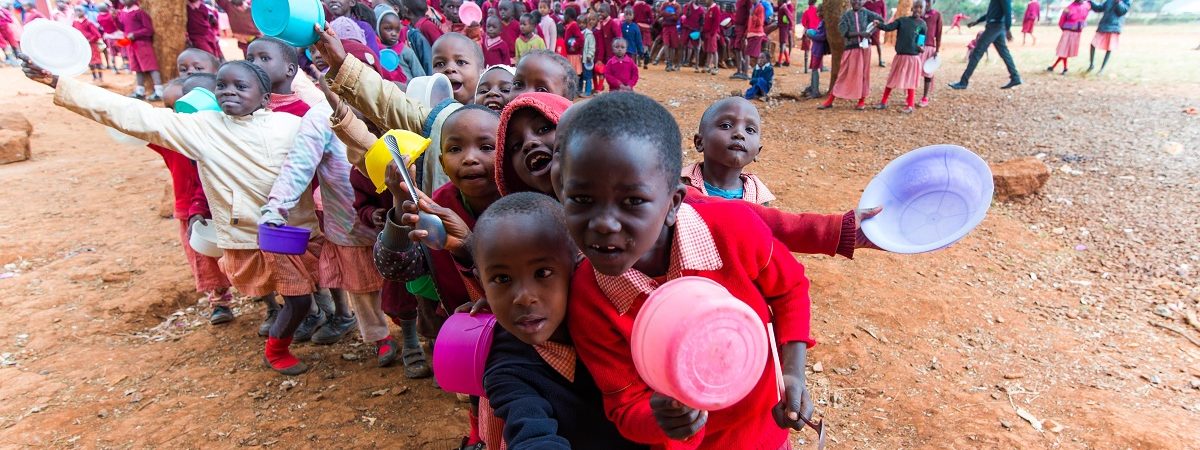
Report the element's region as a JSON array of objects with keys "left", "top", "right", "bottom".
[
  {"left": 403, "top": 0, "right": 445, "bottom": 56},
  {"left": 511, "top": 49, "right": 578, "bottom": 100},
  {"left": 701, "top": 0, "right": 722, "bottom": 74},
  {"left": 680, "top": 0, "right": 705, "bottom": 70},
  {"left": 620, "top": 6, "right": 645, "bottom": 67},
  {"left": 515, "top": 13, "right": 547, "bottom": 61},
  {"left": 475, "top": 192, "right": 642, "bottom": 449},
  {"left": 176, "top": 48, "right": 220, "bottom": 77},
  {"left": 433, "top": 33, "right": 489, "bottom": 105},
  {"left": 800, "top": 0, "right": 820, "bottom": 73},
  {"left": 658, "top": 0, "right": 682, "bottom": 71},
  {"left": 579, "top": 14, "right": 596, "bottom": 96},
  {"left": 557, "top": 92, "right": 815, "bottom": 449},
  {"left": 245, "top": 37, "right": 308, "bottom": 116},
  {"left": 485, "top": 16, "right": 515, "bottom": 65},
  {"left": 498, "top": 0, "right": 522, "bottom": 53},
  {"left": 745, "top": 52, "right": 774, "bottom": 100},
  {"left": 633, "top": 0, "right": 655, "bottom": 67},
  {"left": 683, "top": 96, "right": 775, "bottom": 205},
  {"left": 117, "top": 0, "right": 164, "bottom": 100},
  {"left": 604, "top": 38, "right": 639, "bottom": 91}
]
